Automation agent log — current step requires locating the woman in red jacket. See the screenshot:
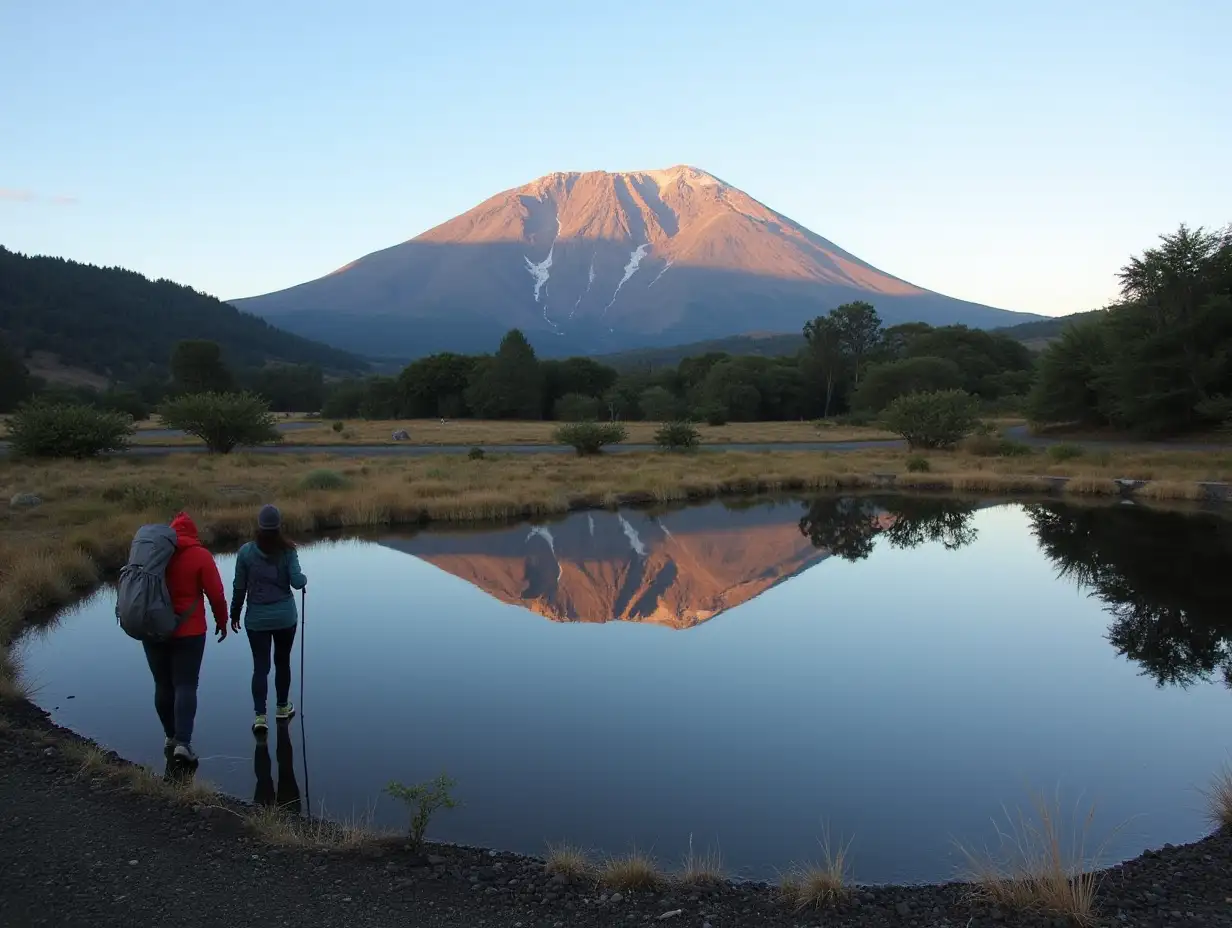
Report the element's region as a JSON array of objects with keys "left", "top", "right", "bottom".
[{"left": 145, "top": 512, "right": 229, "bottom": 764}]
